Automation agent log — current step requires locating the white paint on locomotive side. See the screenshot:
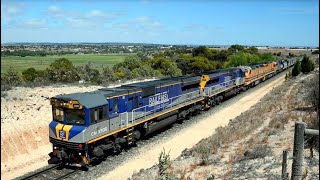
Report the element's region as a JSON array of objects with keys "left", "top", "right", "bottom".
[
  {"left": 148, "top": 91, "right": 169, "bottom": 106},
  {"left": 224, "top": 76, "right": 232, "bottom": 86},
  {"left": 91, "top": 127, "right": 108, "bottom": 136}
]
